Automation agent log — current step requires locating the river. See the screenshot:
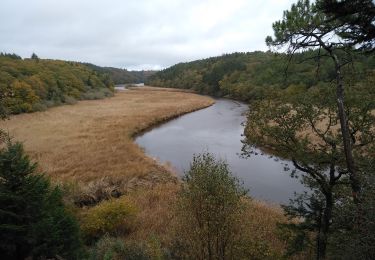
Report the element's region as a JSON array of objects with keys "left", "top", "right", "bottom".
[{"left": 135, "top": 99, "right": 304, "bottom": 204}]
